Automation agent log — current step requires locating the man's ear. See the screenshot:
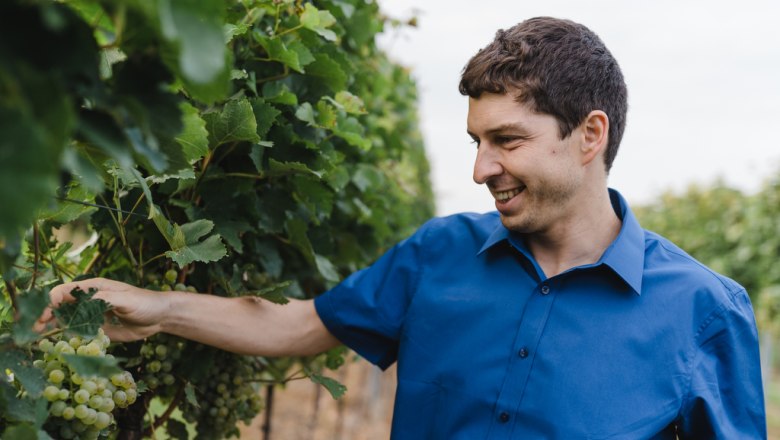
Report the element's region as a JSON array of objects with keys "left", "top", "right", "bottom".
[{"left": 579, "top": 110, "right": 609, "bottom": 166}]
